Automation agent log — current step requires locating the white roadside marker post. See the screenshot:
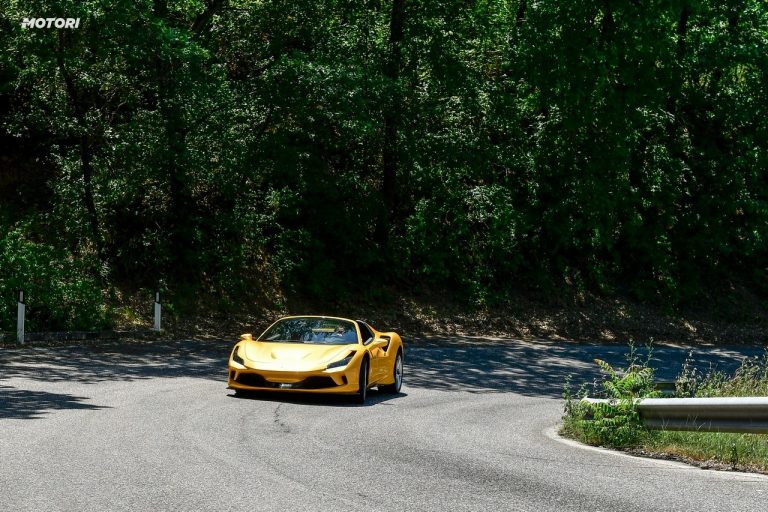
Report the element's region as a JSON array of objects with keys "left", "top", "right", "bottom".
[
  {"left": 153, "top": 292, "right": 161, "bottom": 332},
  {"left": 17, "top": 290, "right": 25, "bottom": 344}
]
